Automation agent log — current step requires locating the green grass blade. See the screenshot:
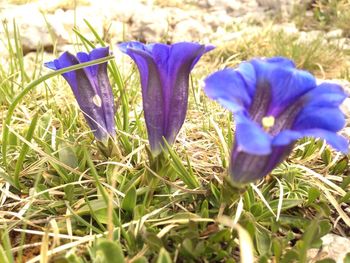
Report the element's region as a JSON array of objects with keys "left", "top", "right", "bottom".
[
  {"left": 163, "top": 140, "right": 200, "bottom": 189},
  {"left": 83, "top": 149, "right": 132, "bottom": 246},
  {"left": 13, "top": 112, "right": 39, "bottom": 190}
]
